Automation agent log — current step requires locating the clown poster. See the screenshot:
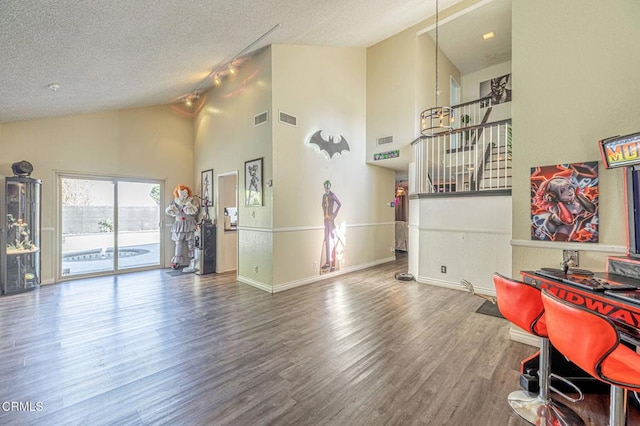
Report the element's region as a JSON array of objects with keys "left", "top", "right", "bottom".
[{"left": 531, "top": 162, "right": 599, "bottom": 242}]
